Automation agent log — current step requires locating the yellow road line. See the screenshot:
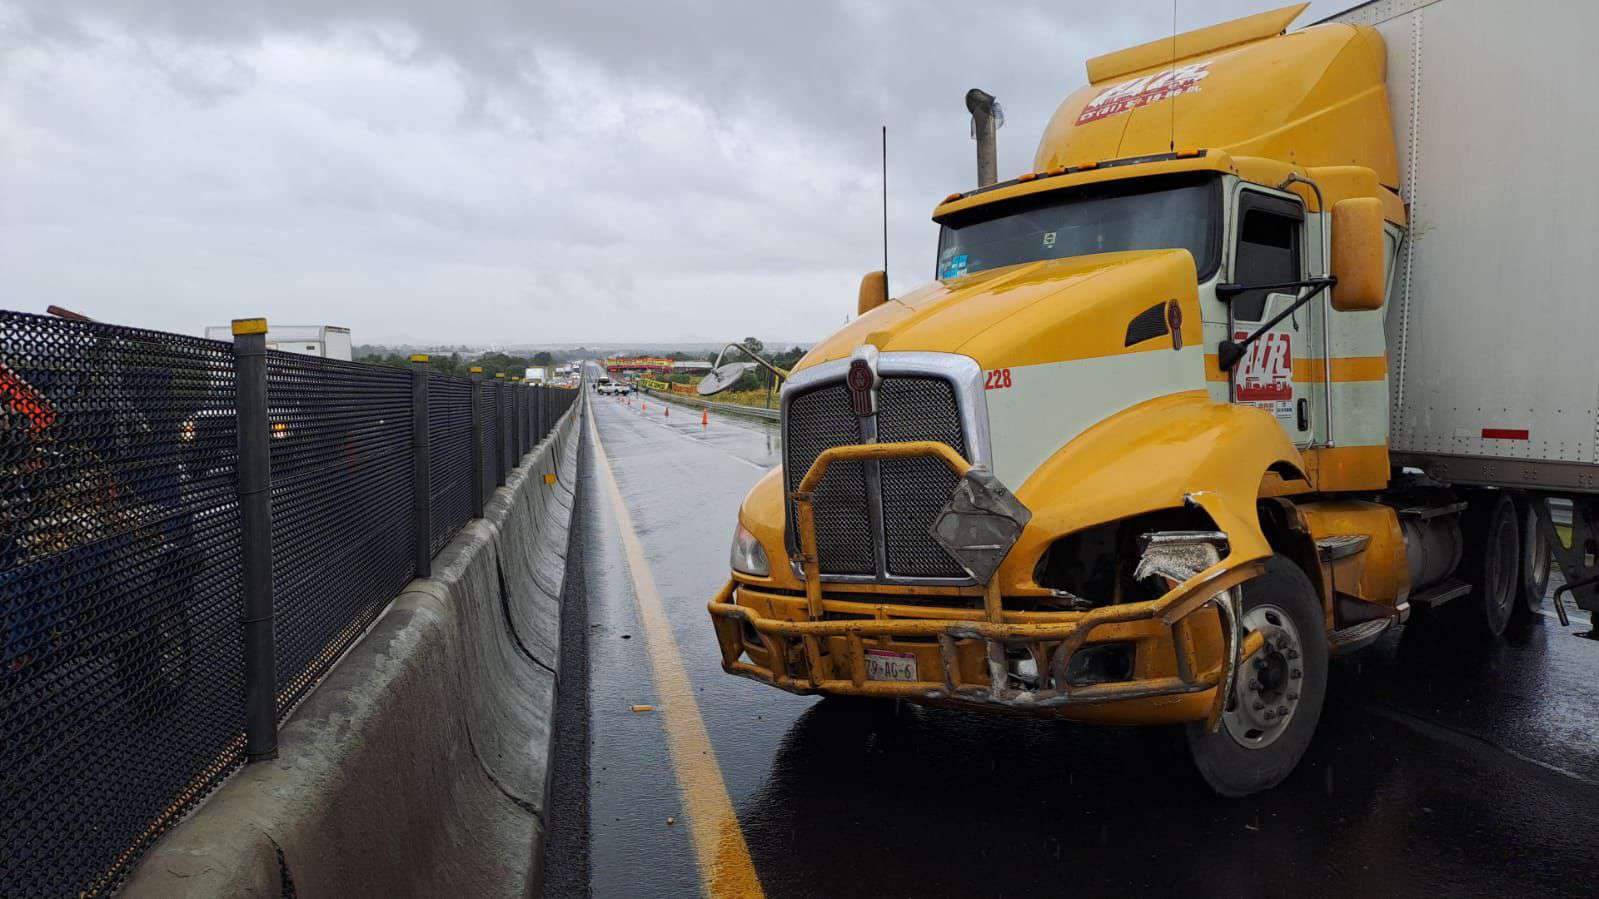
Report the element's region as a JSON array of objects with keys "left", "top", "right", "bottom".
[{"left": 588, "top": 409, "right": 765, "bottom": 899}]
